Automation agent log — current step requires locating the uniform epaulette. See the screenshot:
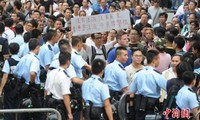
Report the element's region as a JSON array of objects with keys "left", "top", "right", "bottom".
[
  {"left": 74, "top": 51, "right": 79, "bottom": 55},
  {"left": 136, "top": 69, "right": 142, "bottom": 73},
  {"left": 98, "top": 78, "right": 103, "bottom": 82},
  {"left": 34, "top": 55, "right": 39, "bottom": 60},
  {"left": 48, "top": 45, "right": 53, "bottom": 51},
  {"left": 153, "top": 69, "right": 161, "bottom": 74},
  {"left": 188, "top": 88, "right": 194, "bottom": 93},
  {"left": 118, "top": 64, "right": 125, "bottom": 70},
  {"left": 63, "top": 70, "right": 70, "bottom": 77}
]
